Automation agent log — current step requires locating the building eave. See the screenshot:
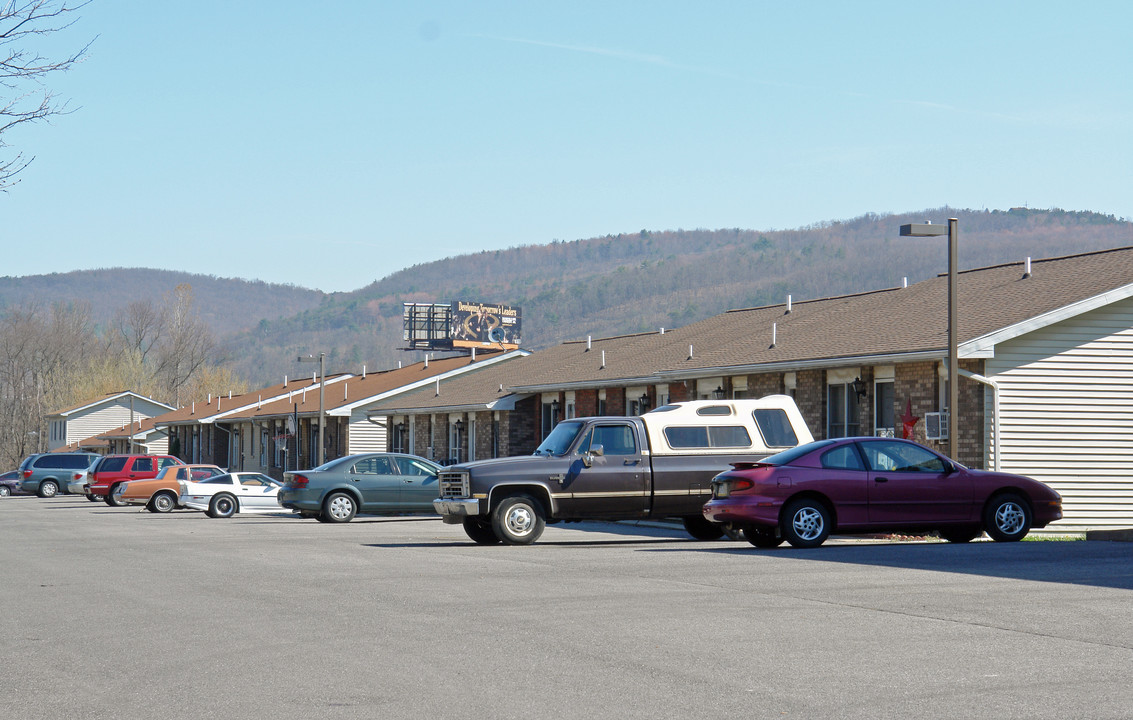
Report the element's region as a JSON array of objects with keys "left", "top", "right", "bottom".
[
  {"left": 654, "top": 350, "right": 946, "bottom": 382},
  {"left": 960, "top": 283, "right": 1133, "bottom": 357}
]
